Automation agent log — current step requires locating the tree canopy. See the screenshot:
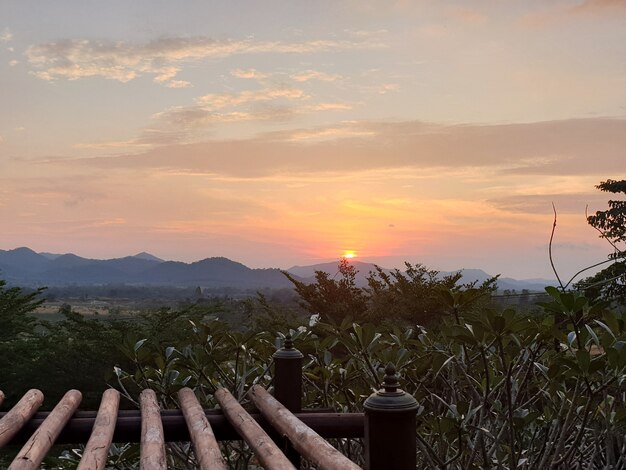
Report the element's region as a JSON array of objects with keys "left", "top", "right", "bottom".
[{"left": 579, "top": 179, "right": 626, "bottom": 303}]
